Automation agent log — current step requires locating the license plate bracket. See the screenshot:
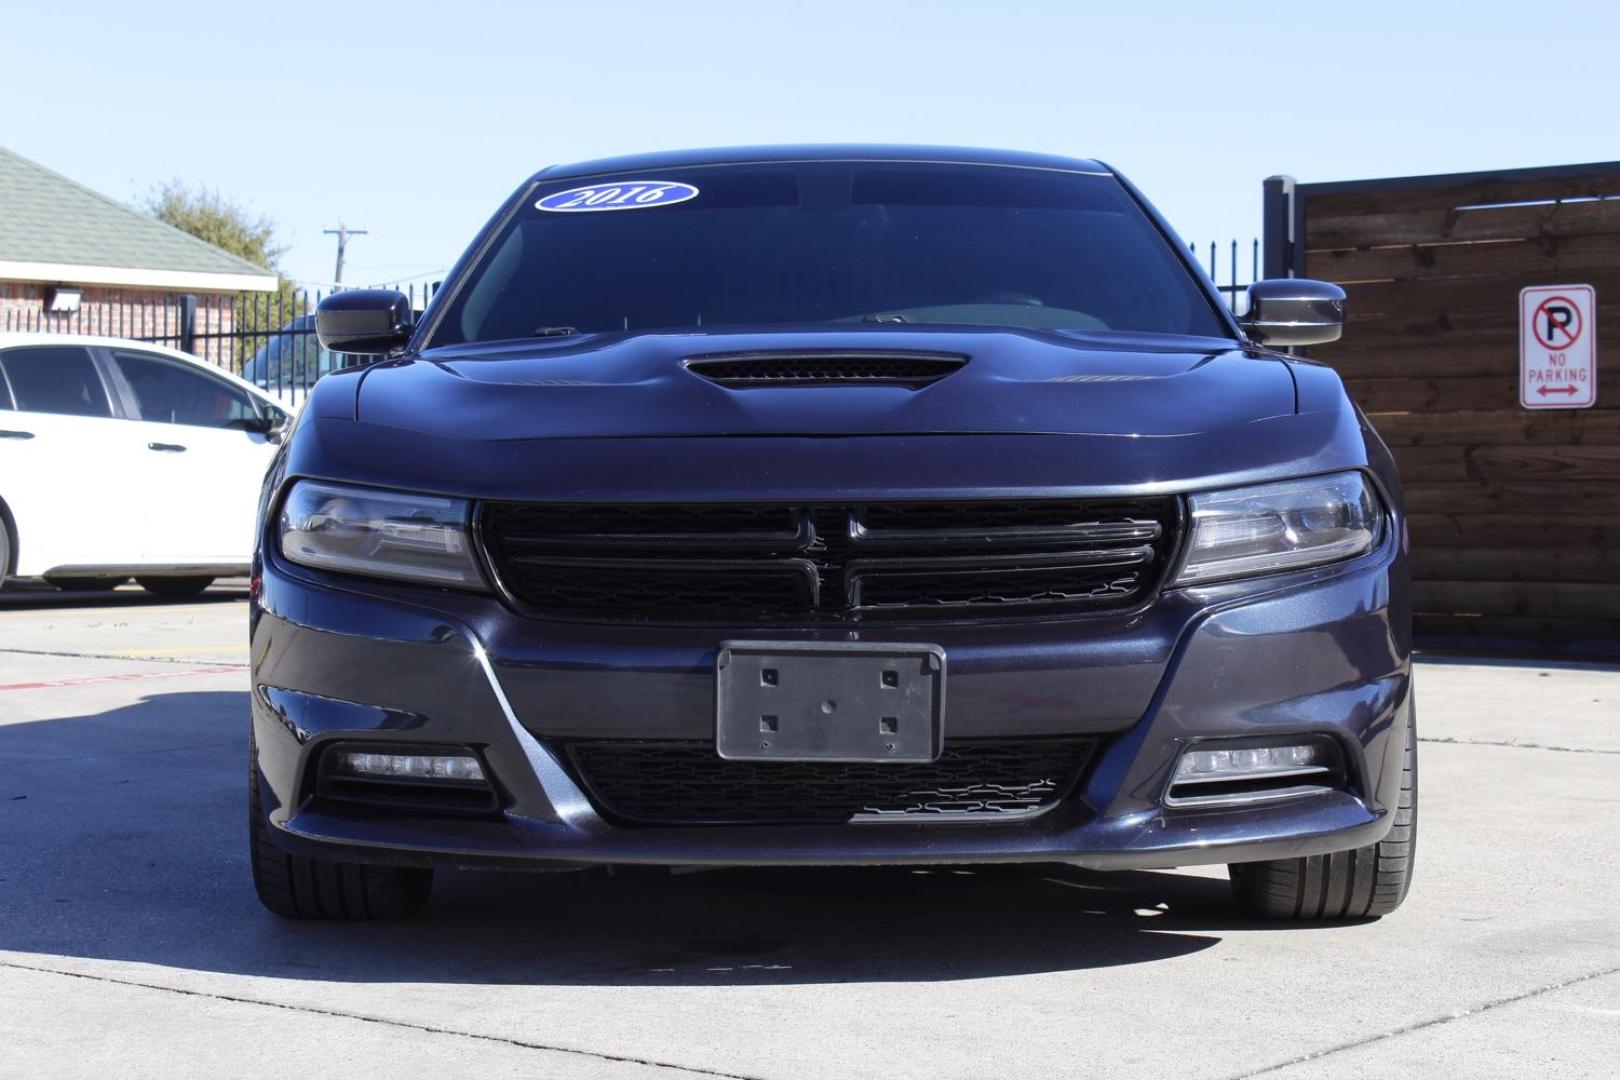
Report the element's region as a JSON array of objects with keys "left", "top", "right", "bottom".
[{"left": 716, "top": 641, "right": 946, "bottom": 763}]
